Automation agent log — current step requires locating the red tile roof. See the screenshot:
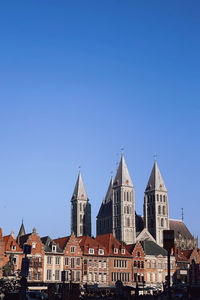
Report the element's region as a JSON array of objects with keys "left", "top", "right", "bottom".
[
  {"left": 96, "top": 234, "right": 131, "bottom": 257},
  {"left": 77, "top": 235, "right": 107, "bottom": 256},
  {"left": 53, "top": 236, "right": 70, "bottom": 250},
  {"left": 3, "top": 235, "right": 22, "bottom": 252}
]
